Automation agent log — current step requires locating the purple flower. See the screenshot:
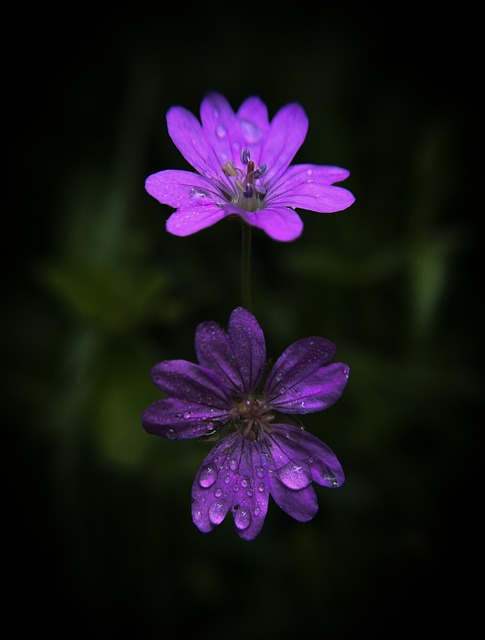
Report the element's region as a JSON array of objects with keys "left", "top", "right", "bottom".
[
  {"left": 145, "top": 92, "right": 355, "bottom": 242},
  {"left": 142, "top": 307, "right": 349, "bottom": 540}
]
